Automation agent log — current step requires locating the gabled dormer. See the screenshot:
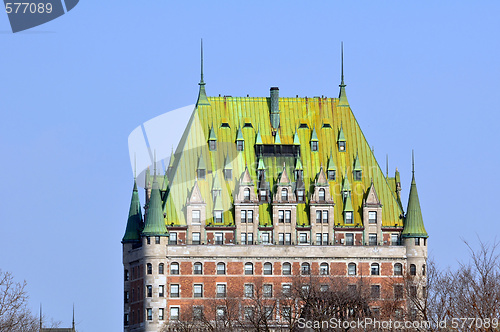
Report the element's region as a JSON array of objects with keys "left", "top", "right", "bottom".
[
  {"left": 341, "top": 171, "right": 351, "bottom": 199},
  {"left": 223, "top": 155, "right": 233, "bottom": 180},
  {"left": 197, "top": 153, "right": 206, "bottom": 180},
  {"left": 274, "top": 163, "right": 293, "bottom": 203},
  {"left": 363, "top": 180, "right": 382, "bottom": 227},
  {"left": 338, "top": 125, "right": 346, "bottom": 152},
  {"left": 236, "top": 126, "right": 244, "bottom": 151},
  {"left": 310, "top": 166, "right": 333, "bottom": 204},
  {"left": 327, "top": 152, "right": 337, "bottom": 181},
  {"left": 353, "top": 152, "right": 362, "bottom": 181},
  {"left": 188, "top": 180, "right": 205, "bottom": 205},
  {"left": 295, "top": 153, "right": 303, "bottom": 180},
  {"left": 236, "top": 166, "right": 256, "bottom": 202},
  {"left": 212, "top": 171, "right": 222, "bottom": 201},
  {"left": 310, "top": 126, "right": 319, "bottom": 152},
  {"left": 208, "top": 124, "right": 217, "bottom": 151}
]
